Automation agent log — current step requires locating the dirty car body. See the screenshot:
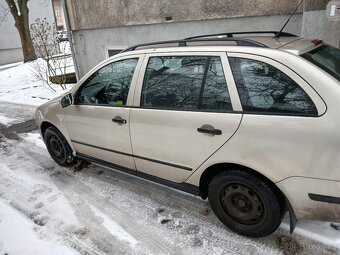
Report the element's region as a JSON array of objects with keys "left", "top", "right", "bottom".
[{"left": 35, "top": 32, "right": 340, "bottom": 237}]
